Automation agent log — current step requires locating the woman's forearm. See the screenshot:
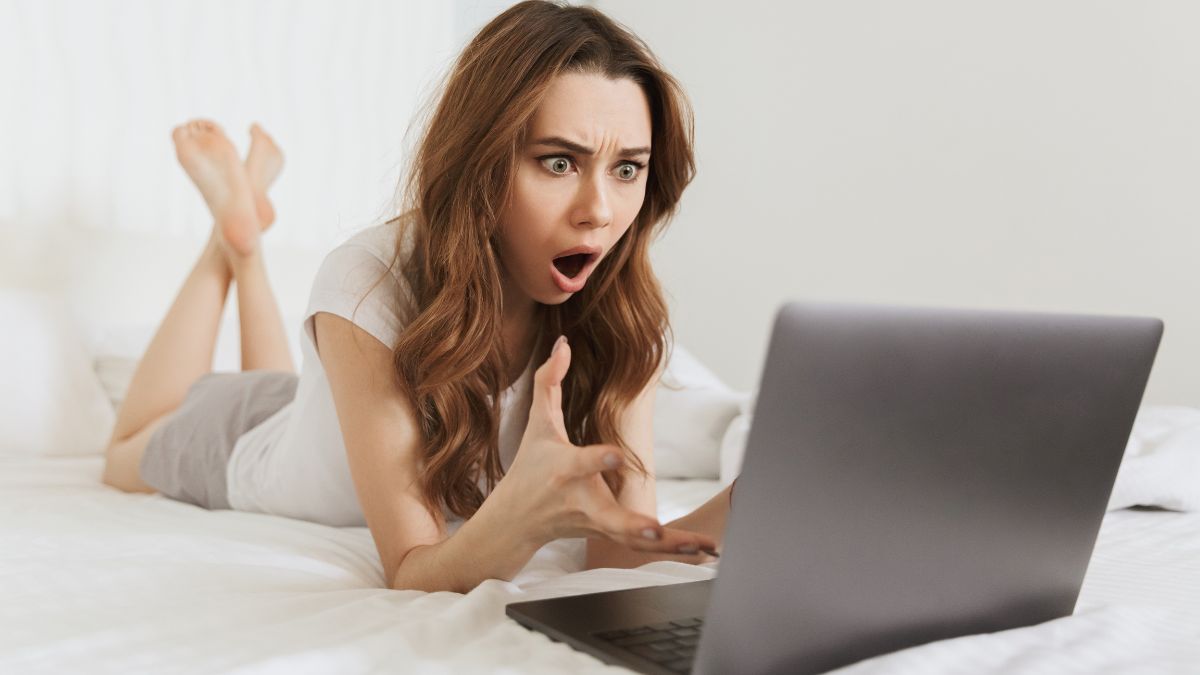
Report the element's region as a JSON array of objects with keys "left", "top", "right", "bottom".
[
  {"left": 669, "top": 484, "right": 731, "bottom": 543},
  {"left": 585, "top": 484, "right": 732, "bottom": 570},
  {"left": 390, "top": 495, "right": 542, "bottom": 593},
  {"left": 392, "top": 483, "right": 734, "bottom": 587}
]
